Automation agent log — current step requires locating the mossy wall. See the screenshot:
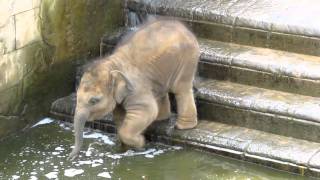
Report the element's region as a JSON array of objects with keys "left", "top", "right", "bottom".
[{"left": 0, "top": 0, "right": 123, "bottom": 138}]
